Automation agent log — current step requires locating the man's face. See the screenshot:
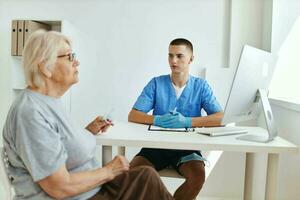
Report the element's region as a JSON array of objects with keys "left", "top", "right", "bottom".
[{"left": 168, "top": 45, "right": 193, "bottom": 74}]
